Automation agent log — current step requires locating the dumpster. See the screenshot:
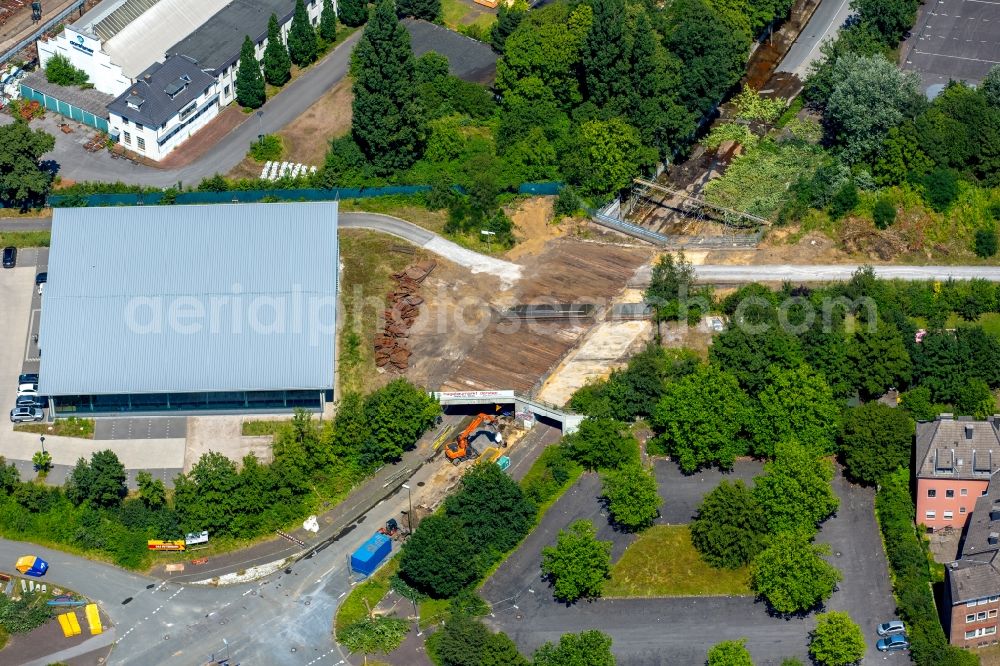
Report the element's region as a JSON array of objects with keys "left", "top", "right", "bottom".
[
  {"left": 15, "top": 555, "right": 48, "bottom": 577},
  {"left": 350, "top": 533, "right": 392, "bottom": 576},
  {"left": 497, "top": 456, "right": 511, "bottom": 471}
]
